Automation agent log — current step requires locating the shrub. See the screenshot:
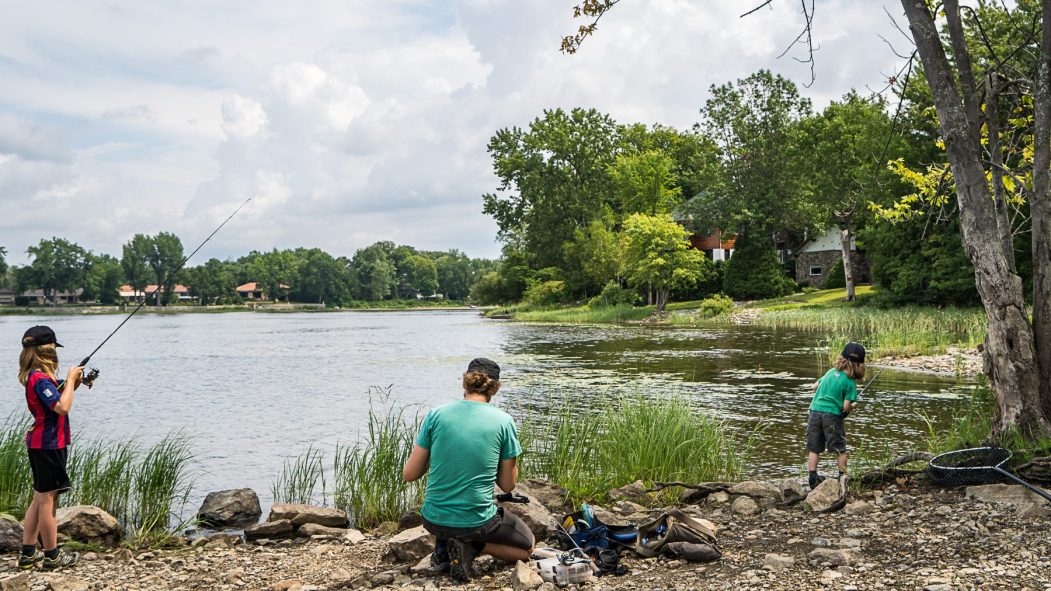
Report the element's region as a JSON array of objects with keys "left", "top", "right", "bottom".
[
  {"left": 723, "top": 229, "right": 790, "bottom": 300},
  {"left": 699, "top": 294, "right": 734, "bottom": 317},
  {"left": 825, "top": 258, "right": 846, "bottom": 289},
  {"left": 588, "top": 282, "right": 639, "bottom": 308},
  {"left": 523, "top": 280, "right": 567, "bottom": 307}
]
